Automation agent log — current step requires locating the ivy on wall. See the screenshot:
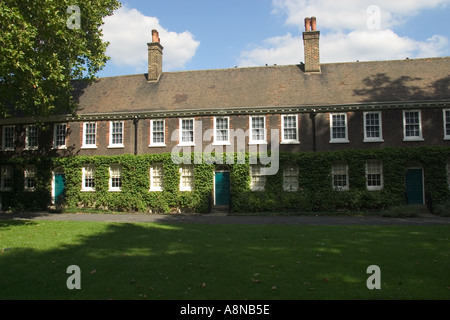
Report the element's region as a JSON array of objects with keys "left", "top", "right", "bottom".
[{"left": 1, "top": 146, "right": 450, "bottom": 213}]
